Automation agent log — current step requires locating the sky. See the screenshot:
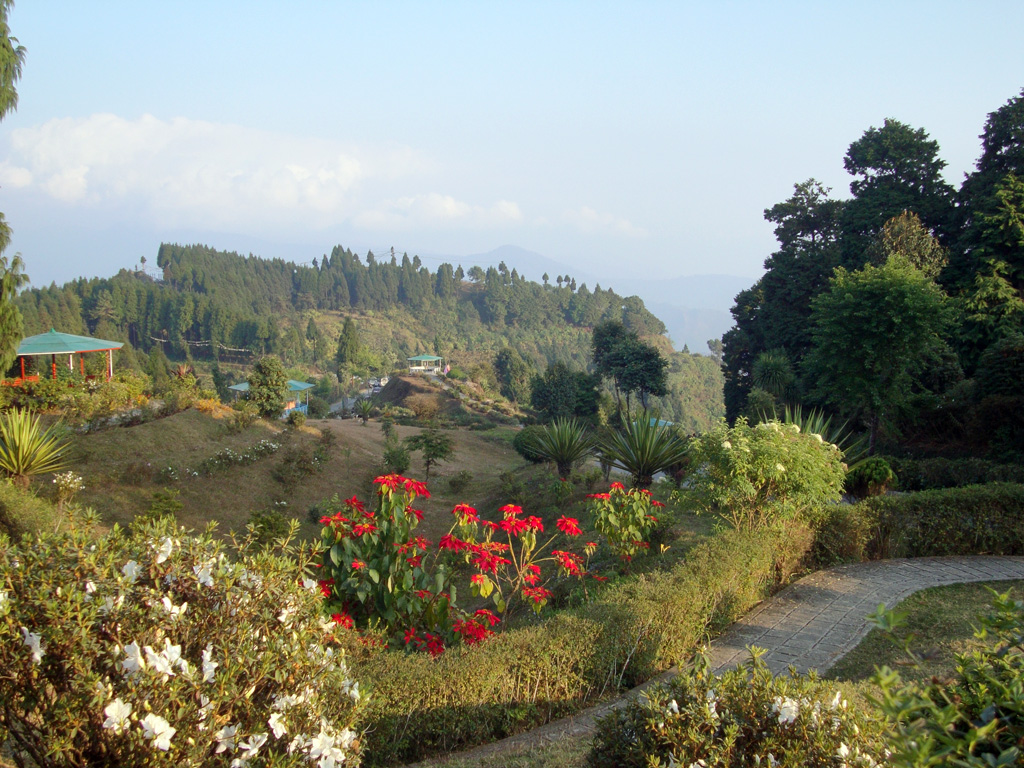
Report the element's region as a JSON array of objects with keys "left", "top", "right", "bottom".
[{"left": 1, "top": 1, "right": 1023, "bottom": 293}]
